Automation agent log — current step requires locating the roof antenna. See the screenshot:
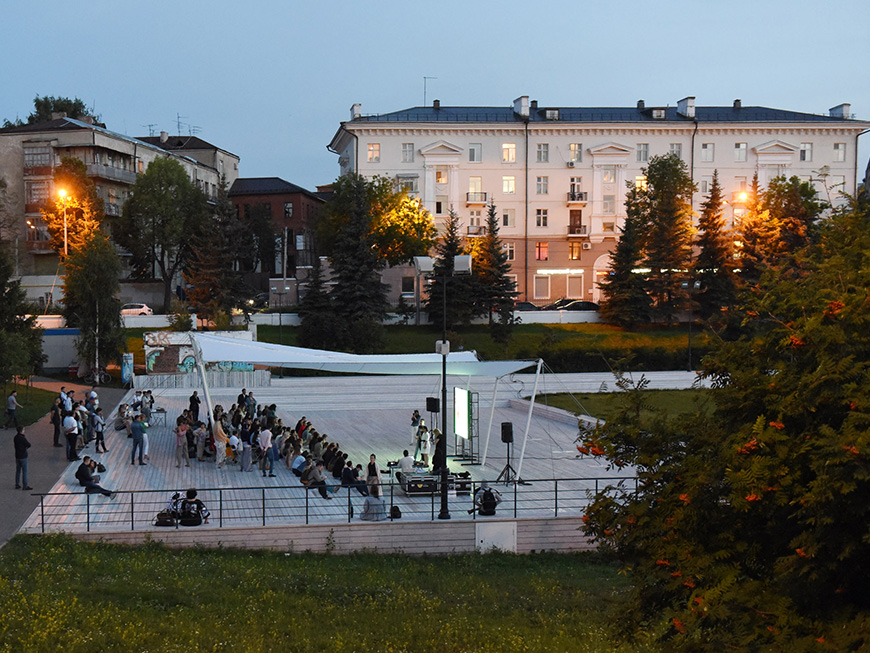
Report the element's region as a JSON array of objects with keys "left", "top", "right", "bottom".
[{"left": 423, "top": 76, "right": 437, "bottom": 106}]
